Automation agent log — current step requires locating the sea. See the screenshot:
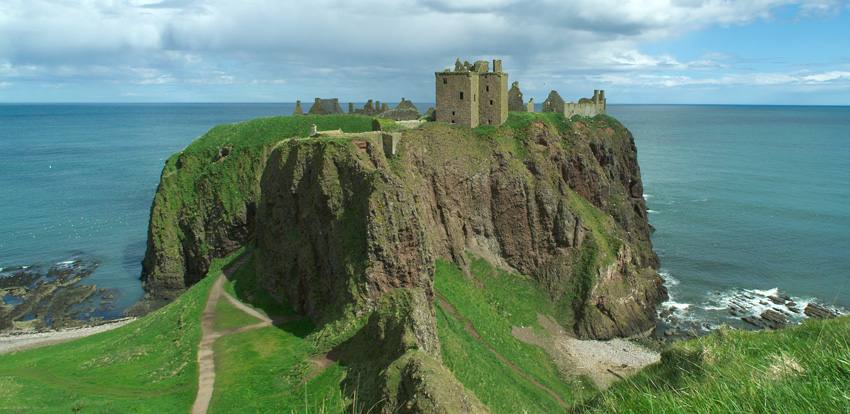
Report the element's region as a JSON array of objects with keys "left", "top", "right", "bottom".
[{"left": 1, "top": 103, "right": 848, "bottom": 326}]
